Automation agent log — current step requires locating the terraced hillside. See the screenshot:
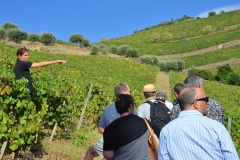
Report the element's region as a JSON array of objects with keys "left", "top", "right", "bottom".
[{"left": 1, "top": 9, "right": 240, "bottom": 159}]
